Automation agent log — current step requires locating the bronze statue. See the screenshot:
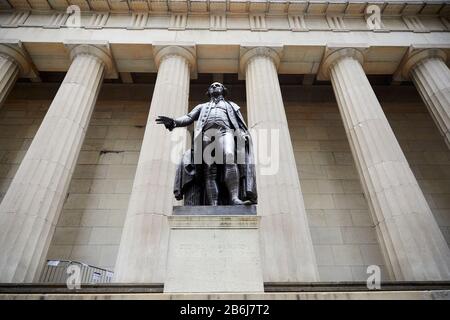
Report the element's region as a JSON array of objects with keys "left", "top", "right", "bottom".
[{"left": 156, "top": 82, "right": 257, "bottom": 206}]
